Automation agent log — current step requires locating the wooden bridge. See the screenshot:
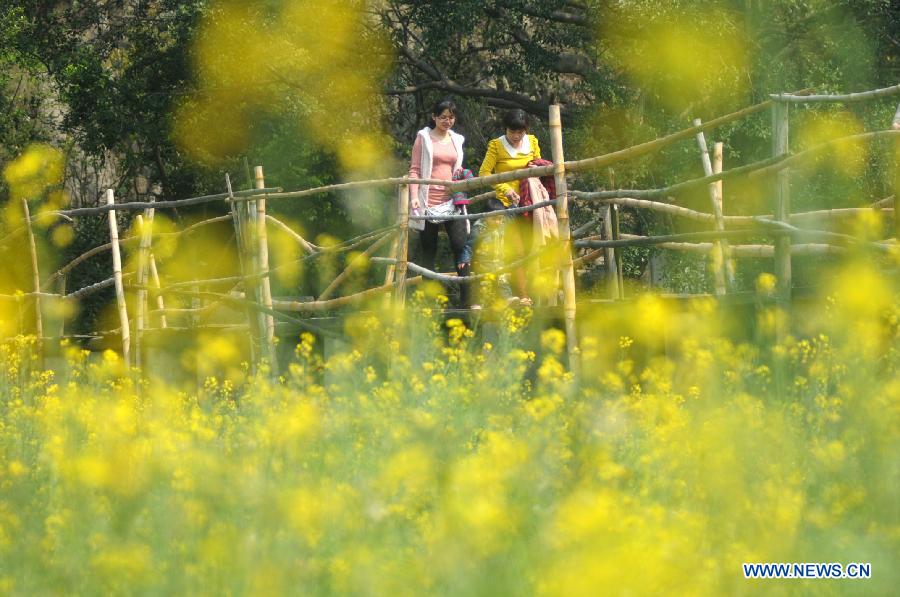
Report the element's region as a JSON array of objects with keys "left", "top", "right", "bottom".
[{"left": 2, "top": 84, "right": 899, "bottom": 377}]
